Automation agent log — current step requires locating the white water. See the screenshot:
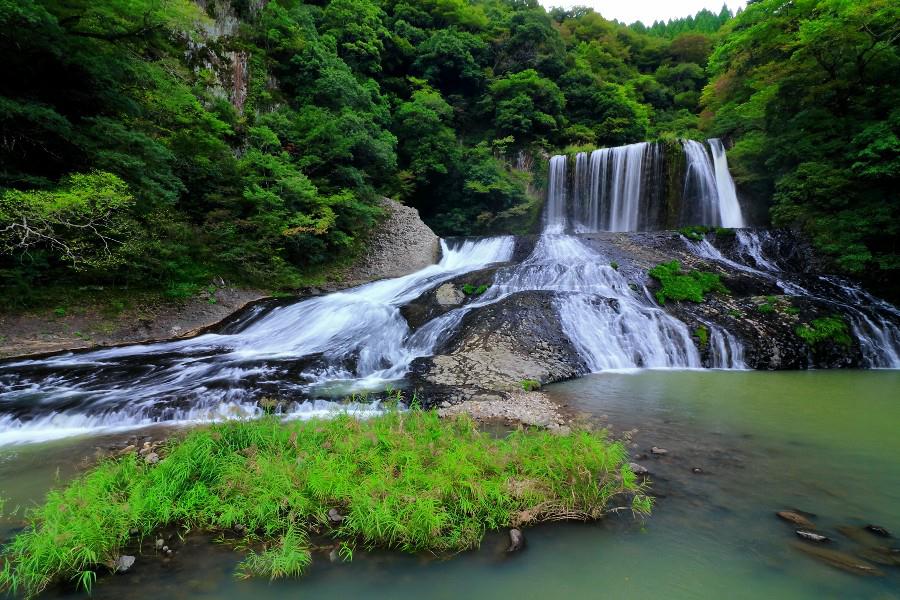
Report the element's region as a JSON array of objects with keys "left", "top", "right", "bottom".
[
  {"left": 709, "top": 139, "right": 745, "bottom": 227},
  {"left": 570, "top": 142, "right": 657, "bottom": 232},
  {"left": 544, "top": 155, "right": 567, "bottom": 233},
  {"left": 682, "top": 140, "right": 721, "bottom": 226},
  {"left": 0, "top": 237, "right": 514, "bottom": 445}
]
